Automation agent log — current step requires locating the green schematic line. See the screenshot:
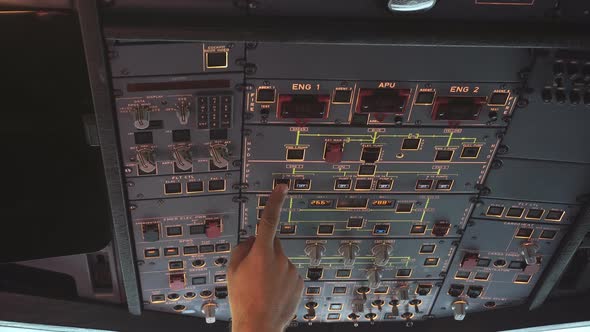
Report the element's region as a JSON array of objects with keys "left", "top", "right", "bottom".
[
  {"left": 288, "top": 198, "right": 293, "bottom": 222},
  {"left": 446, "top": 132, "right": 453, "bottom": 146}
]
